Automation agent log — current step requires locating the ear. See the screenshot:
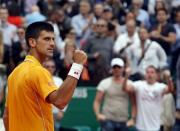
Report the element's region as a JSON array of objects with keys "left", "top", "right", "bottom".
[{"left": 28, "top": 38, "right": 37, "bottom": 48}]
